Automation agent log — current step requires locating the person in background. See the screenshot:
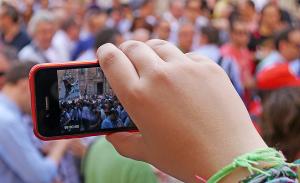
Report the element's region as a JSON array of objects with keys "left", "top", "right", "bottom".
[
  {"left": 177, "top": 22, "right": 195, "bottom": 53},
  {"left": 184, "top": 0, "right": 209, "bottom": 31},
  {"left": 101, "top": 109, "right": 123, "bottom": 129},
  {"left": 221, "top": 18, "right": 255, "bottom": 106},
  {"left": 52, "top": 18, "right": 80, "bottom": 60},
  {"left": 0, "top": 48, "right": 13, "bottom": 90},
  {"left": 131, "top": 28, "right": 150, "bottom": 42},
  {"left": 248, "top": 3, "right": 284, "bottom": 51},
  {"left": 162, "top": 0, "right": 185, "bottom": 44},
  {"left": 106, "top": 3, "right": 133, "bottom": 34},
  {"left": 77, "top": 28, "right": 123, "bottom": 61},
  {"left": 195, "top": 25, "right": 243, "bottom": 96},
  {"left": 84, "top": 137, "right": 158, "bottom": 183},
  {"left": 255, "top": 37, "right": 283, "bottom": 73},
  {"left": 71, "top": 8, "right": 108, "bottom": 60},
  {"left": 153, "top": 19, "right": 171, "bottom": 41},
  {"left": 0, "top": 3, "right": 31, "bottom": 52},
  {"left": 133, "top": 0, "right": 156, "bottom": 26},
  {"left": 257, "top": 27, "right": 300, "bottom": 90},
  {"left": 261, "top": 87, "right": 300, "bottom": 162},
  {"left": 19, "top": 10, "right": 67, "bottom": 63},
  {"left": 237, "top": 0, "right": 258, "bottom": 33},
  {"left": 0, "top": 62, "right": 70, "bottom": 183}
]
